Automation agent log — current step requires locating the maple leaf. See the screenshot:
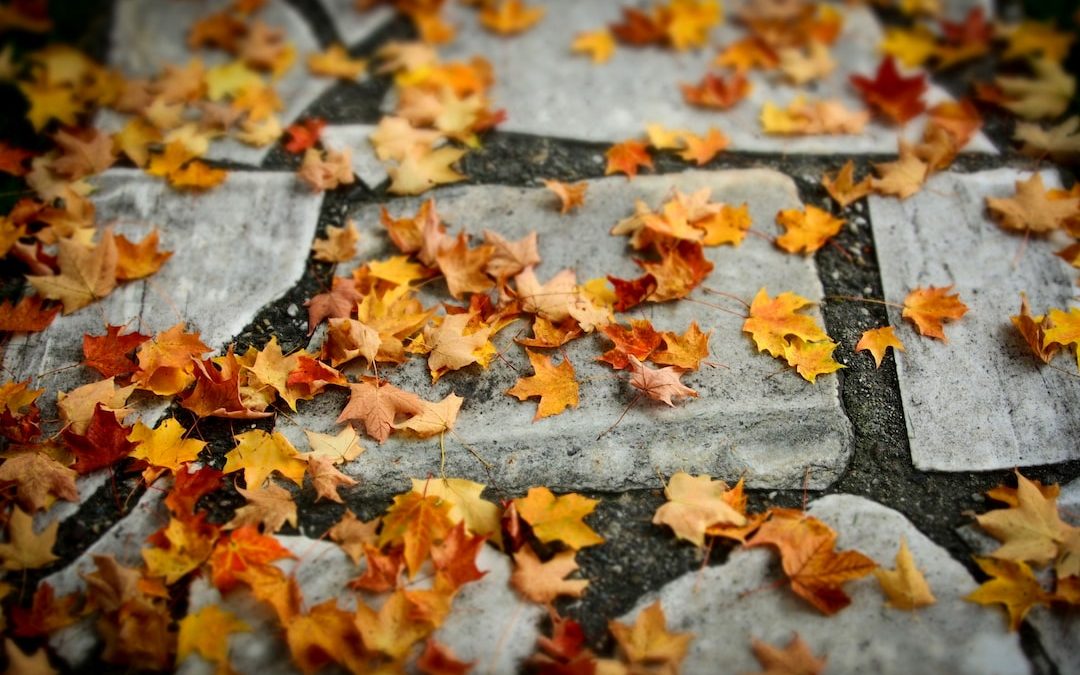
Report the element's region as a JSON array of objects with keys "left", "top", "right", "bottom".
[
  {"left": 418, "top": 640, "right": 474, "bottom": 675},
  {"left": 976, "top": 471, "right": 1073, "bottom": 568},
  {"left": 748, "top": 633, "right": 826, "bottom": 675},
  {"left": 507, "top": 350, "right": 580, "bottom": 420},
  {"left": 779, "top": 42, "right": 835, "bottom": 85},
  {"left": 743, "top": 288, "right": 829, "bottom": 358},
  {"left": 298, "top": 147, "right": 355, "bottom": 192},
  {"left": 26, "top": 233, "right": 117, "bottom": 314},
  {"left": 544, "top": 179, "right": 587, "bottom": 214},
  {"left": 307, "top": 455, "right": 357, "bottom": 503},
  {"left": 283, "top": 117, "right": 326, "bottom": 154},
  {"left": 226, "top": 482, "right": 298, "bottom": 533},
  {"left": 177, "top": 605, "right": 250, "bottom": 673},
  {"left": 0, "top": 142, "right": 34, "bottom": 176},
  {"left": 395, "top": 393, "right": 464, "bottom": 438},
  {"left": 605, "top": 140, "right": 653, "bottom": 179},
  {"left": 995, "top": 58, "right": 1075, "bottom": 120},
  {"left": 435, "top": 233, "right": 495, "bottom": 299},
  {"left": 986, "top": 173, "right": 1080, "bottom": 234},
  {"left": 855, "top": 326, "right": 905, "bottom": 368},
  {"left": 81, "top": 325, "right": 150, "bottom": 379},
  {"left": 608, "top": 601, "right": 692, "bottom": 673},
  {"left": 902, "top": 286, "right": 968, "bottom": 341},
  {"left": 511, "top": 545, "right": 589, "bottom": 604},
  {"left": 388, "top": 146, "right": 467, "bottom": 196},
  {"left": 0, "top": 450, "right": 78, "bottom": 512},
  {"left": 3, "top": 640, "right": 55, "bottom": 675},
  {"left": 1044, "top": 307, "right": 1080, "bottom": 371},
  {"left": 51, "top": 128, "right": 116, "bottom": 179},
  {"left": 355, "top": 590, "right": 434, "bottom": 659},
  {"left": 572, "top": 29, "right": 616, "bottom": 64},
  {"left": 681, "top": 73, "right": 751, "bottom": 110},
  {"left": 379, "top": 491, "right": 454, "bottom": 577},
  {"left": 337, "top": 378, "right": 424, "bottom": 443},
  {"left": 302, "top": 426, "right": 364, "bottom": 465},
  {"left": 515, "top": 486, "right": 604, "bottom": 549},
  {"left": 1014, "top": 116, "right": 1080, "bottom": 163},
  {"left": 635, "top": 240, "right": 713, "bottom": 302},
  {"left": 142, "top": 515, "right": 218, "bottom": 584},
  {"left": 480, "top": 0, "right": 545, "bottom": 35},
  {"left": 874, "top": 537, "right": 936, "bottom": 610},
  {"left": 412, "top": 477, "right": 502, "bottom": 541},
  {"left": 329, "top": 510, "right": 379, "bottom": 564},
  {"left": 716, "top": 36, "right": 778, "bottom": 73},
  {"left": 166, "top": 466, "right": 223, "bottom": 517},
  {"left": 305, "top": 276, "right": 362, "bottom": 334},
  {"left": 209, "top": 525, "right": 295, "bottom": 592},
  {"left": 653, "top": 472, "right": 747, "bottom": 546},
  {"left": 311, "top": 219, "right": 359, "bottom": 263},
  {"left": 128, "top": 418, "right": 206, "bottom": 479},
  {"left": 928, "top": 100, "right": 982, "bottom": 148},
  {"left": 134, "top": 323, "right": 211, "bottom": 396},
  {"left": 223, "top": 430, "right": 307, "bottom": 488},
  {"left": 775, "top": 205, "right": 843, "bottom": 254},
  {"left": 423, "top": 313, "right": 493, "bottom": 380},
  {"left": 483, "top": 230, "right": 541, "bottom": 280},
  {"left": 607, "top": 273, "right": 658, "bottom": 312},
  {"left": 782, "top": 337, "right": 844, "bottom": 383},
  {"left": 1010, "top": 295, "right": 1060, "bottom": 365},
  {"left": 748, "top": 508, "right": 877, "bottom": 614},
  {"left": 871, "top": 142, "right": 929, "bottom": 200},
  {"left": 651, "top": 321, "right": 711, "bottom": 370},
  {"left": 0, "top": 295, "right": 59, "bottom": 333},
  {"left": 822, "top": 161, "right": 871, "bottom": 208},
  {"left": 516, "top": 267, "right": 578, "bottom": 322},
  {"left": 0, "top": 506, "right": 58, "bottom": 570},
  {"left": 627, "top": 355, "right": 698, "bottom": 405},
  {"left": 849, "top": 56, "right": 927, "bottom": 124},
  {"left": 698, "top": 203, "right": 751, "bottom": 246},
  {"left": 966, "top": 557, "right": 1051, "bottom": 631},
  {"left": 57, "top": 378, "right": 134, "bottom": 435},
  {"left": 63, "top": 403, "right": 135, "bottom": 474},
  {"left": 430, "top": 521, "right": 487, "bottom": 590}
]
